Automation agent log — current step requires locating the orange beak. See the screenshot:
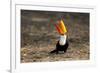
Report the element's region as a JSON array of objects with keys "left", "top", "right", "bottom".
[
  {"left": 55, "top": 20, "right": 67, "bottom": 35},
  {"left": 55, "top": 24, "right": 64, "bottom": 35}
]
